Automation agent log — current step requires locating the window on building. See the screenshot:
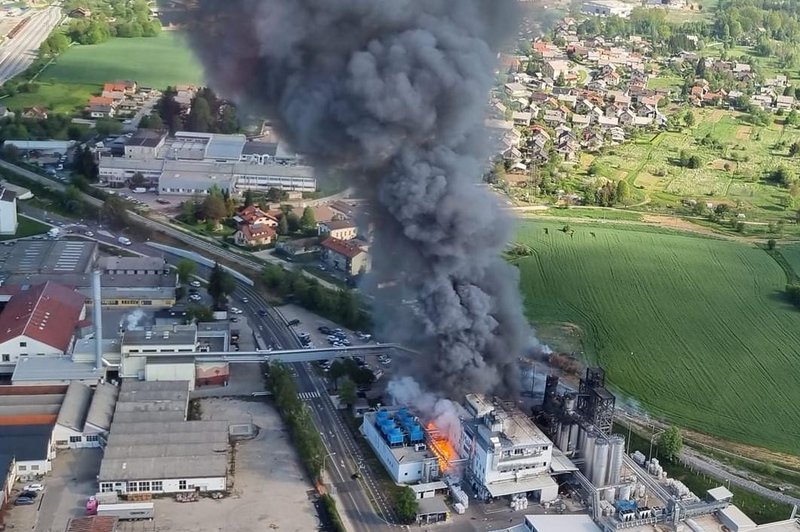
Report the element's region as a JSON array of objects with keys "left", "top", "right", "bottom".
[
  {"left": 69, "top": 436, "right": 82, "bottom": 443},
  {"left": 29, "top": 465, "right": 39, "bottom": 471},
  {"left": 55, "top": 440, "right": 68, "bottom": 446},
  {"left": 128, "top": 482, "right": 139, "bottom": 492},
  {"left": 1, "top": 354, "right": 8, "bottom": 362},
  {"left": 151, "top": 481, "right": 163, "bottom": 492},
  {"left": 19, "top": 341, "right": 26, "bottom": 347},
  {"left": 18, "top": 465, "right": 26, "bottom": 471},
  {"left": 179, "top": 480, "right": 187, "bottom": 490},
  {"left": 139, "top": 481, "right": 151, "bottom": 492},
  {"left": 86, "top": 435, "right": 99, "bottom": 442},
  {"left": 100, "top": 483, "right": 114, "bottom": 493}
]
